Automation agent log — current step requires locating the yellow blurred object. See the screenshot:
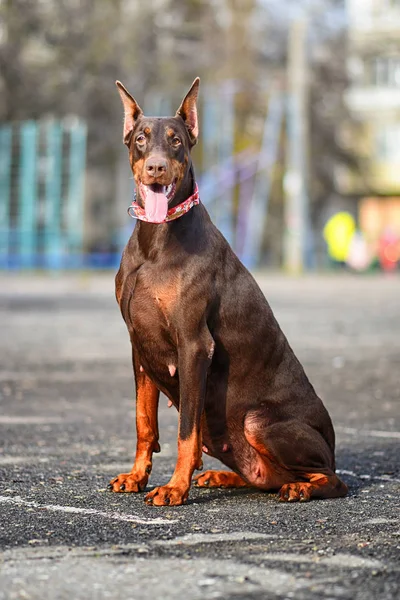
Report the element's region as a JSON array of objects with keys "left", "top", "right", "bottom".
[{"left": 323, "top": 212, "right": 356, "bottom": 262}]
